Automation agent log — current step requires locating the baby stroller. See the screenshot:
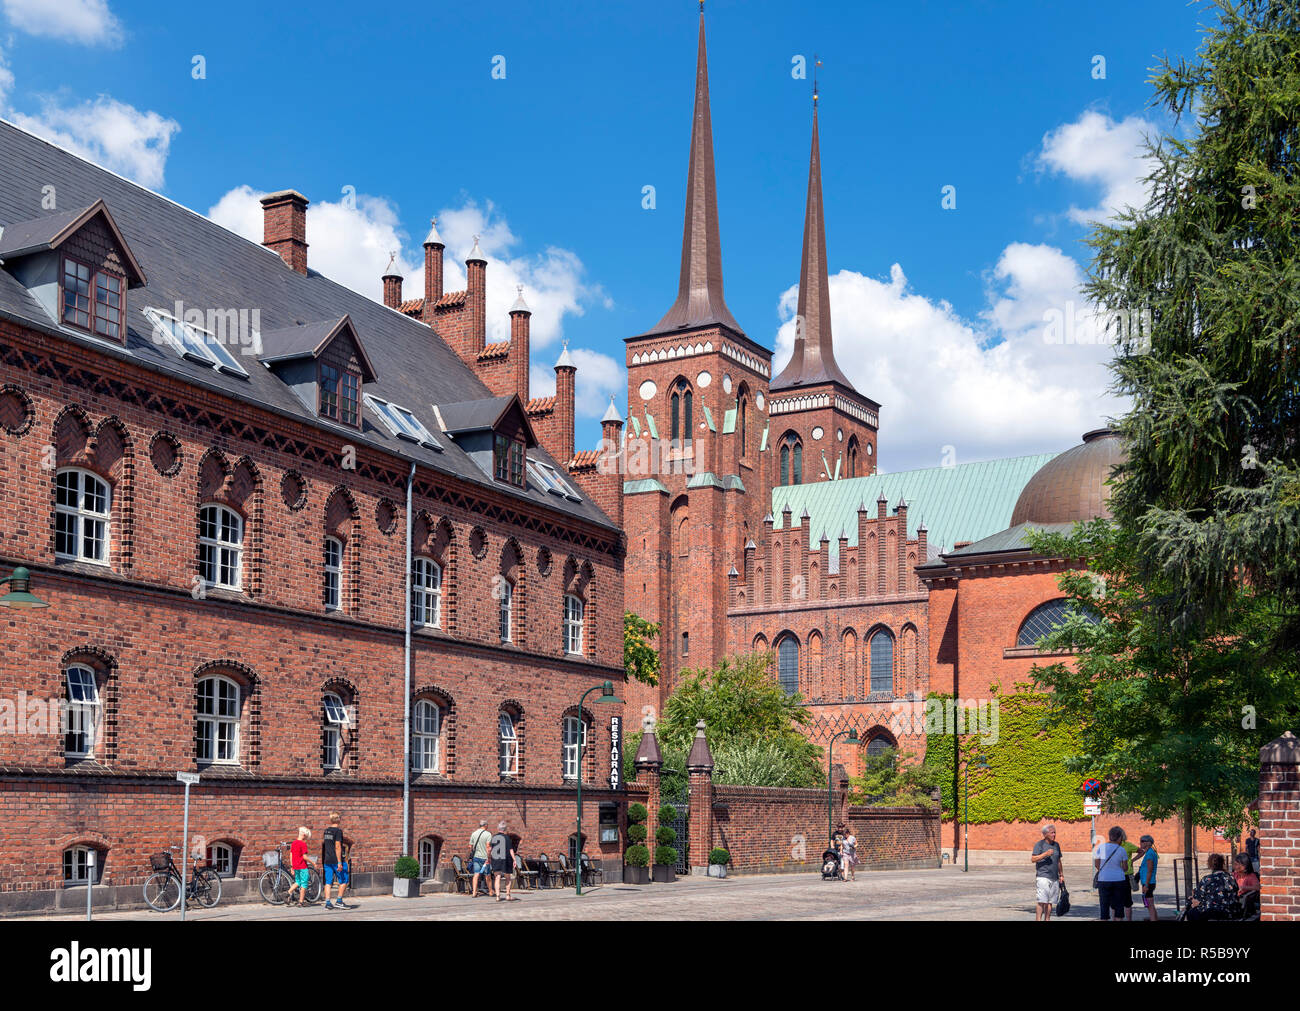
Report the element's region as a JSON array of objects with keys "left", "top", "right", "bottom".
[{"left": 821, "top": 848, "right": 842, "bottom": 880}]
